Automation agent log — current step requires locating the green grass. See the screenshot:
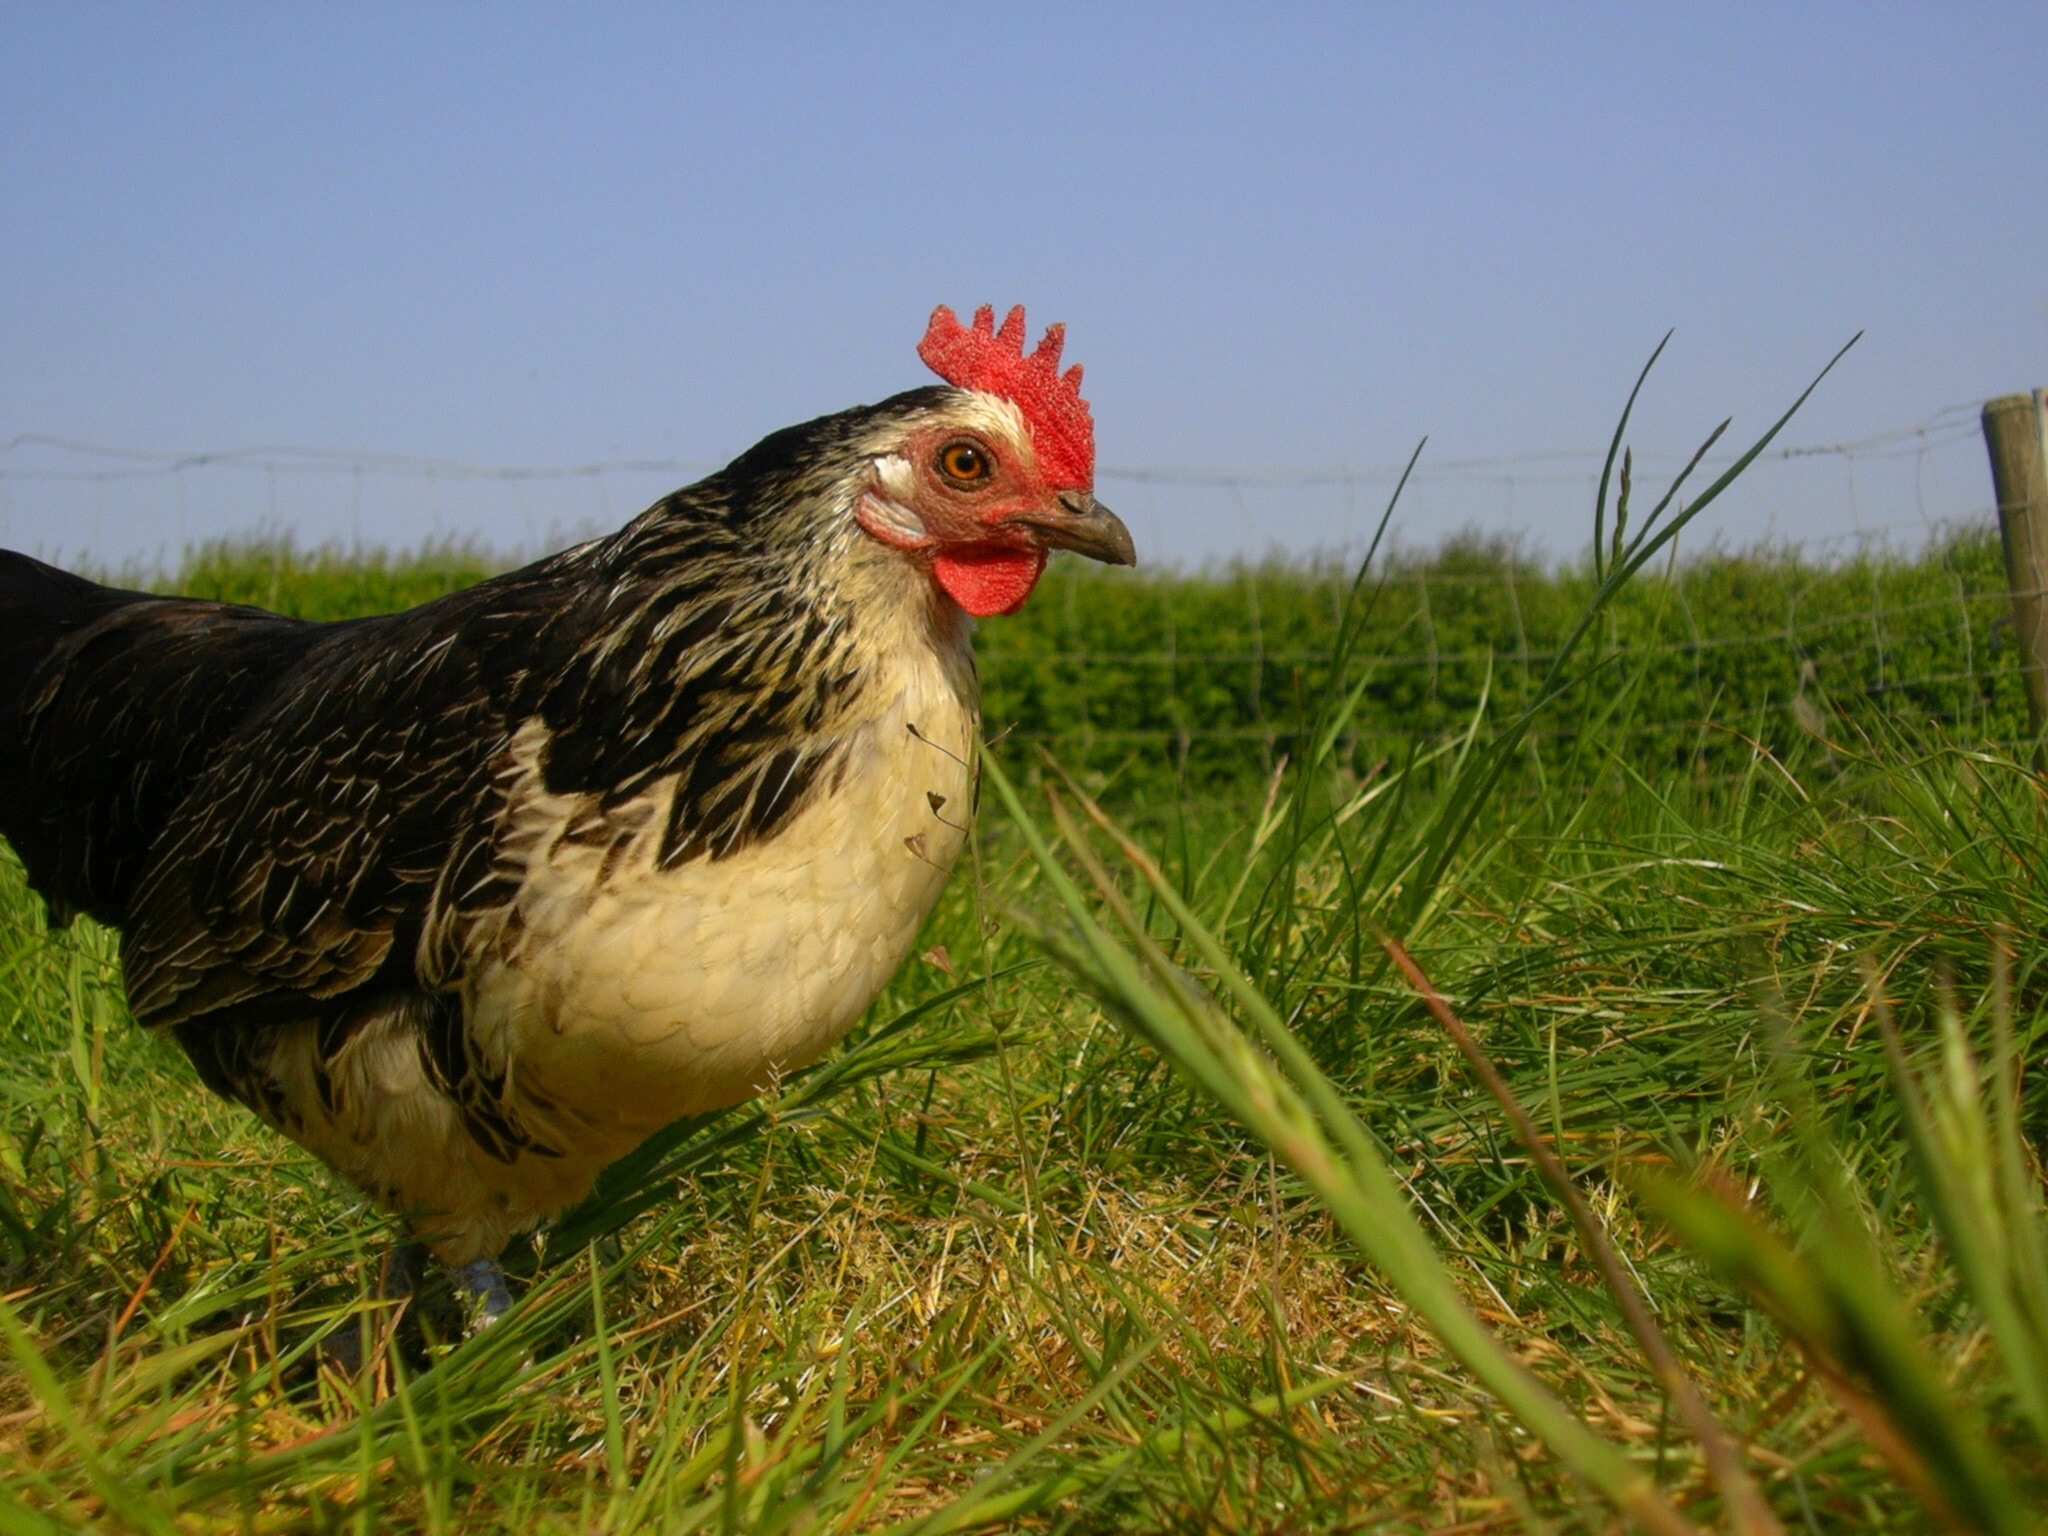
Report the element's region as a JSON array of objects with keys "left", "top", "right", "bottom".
[{"left": 8, "top": 462, "right": 2048, "bottom": 1529}]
